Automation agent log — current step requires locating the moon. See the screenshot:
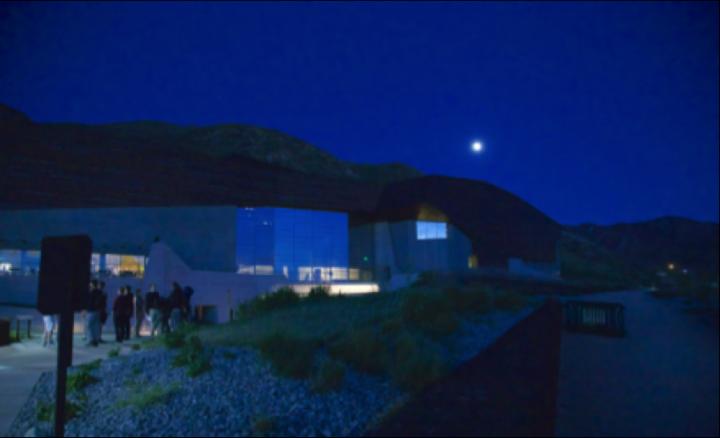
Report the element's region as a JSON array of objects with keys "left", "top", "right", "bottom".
[{"left": 471, "top": 141, "right": 484, "bottom": 153}]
